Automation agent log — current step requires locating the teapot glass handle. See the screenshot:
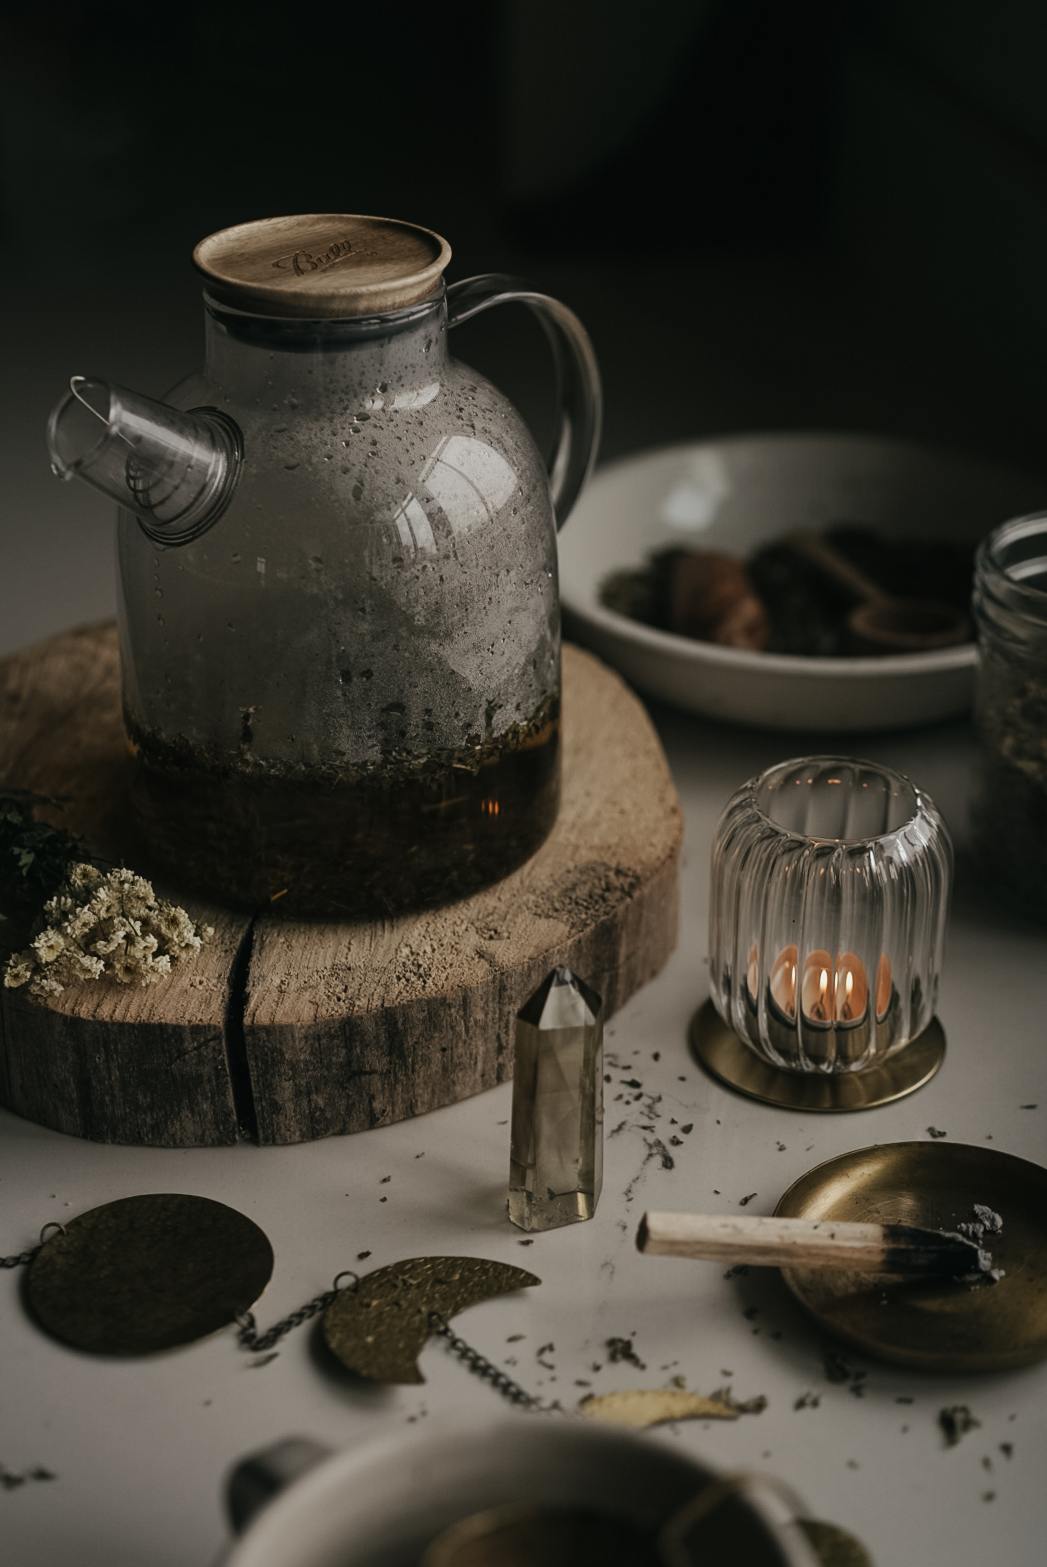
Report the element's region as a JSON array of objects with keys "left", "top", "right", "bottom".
[{"left": 446, "top": 274, "right": 602, "bottom": 531}]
